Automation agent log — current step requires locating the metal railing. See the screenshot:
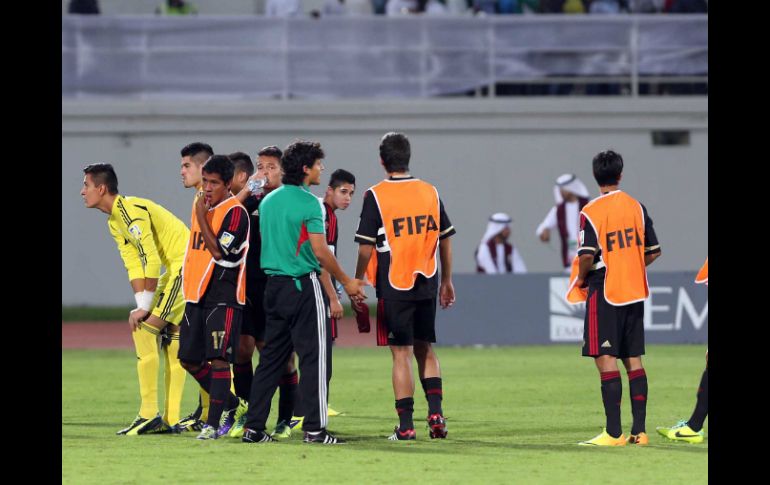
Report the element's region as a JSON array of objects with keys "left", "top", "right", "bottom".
[{"left": 62, "top": 15, "right": 707, "bottom": 99}]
